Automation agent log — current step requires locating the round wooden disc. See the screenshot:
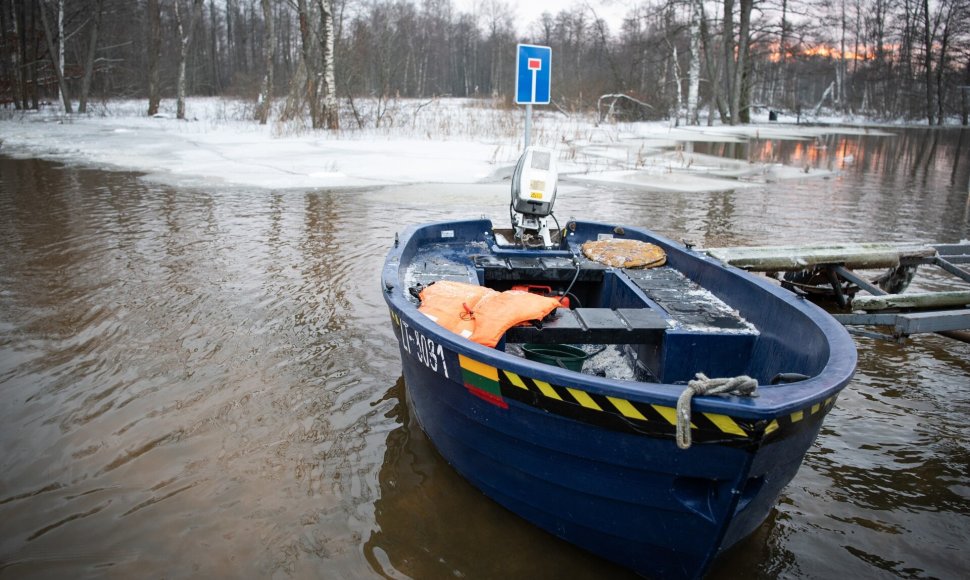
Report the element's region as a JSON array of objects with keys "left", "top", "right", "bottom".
[{"left": 581, "top": 238, "right": 667, "bottom": 268}]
